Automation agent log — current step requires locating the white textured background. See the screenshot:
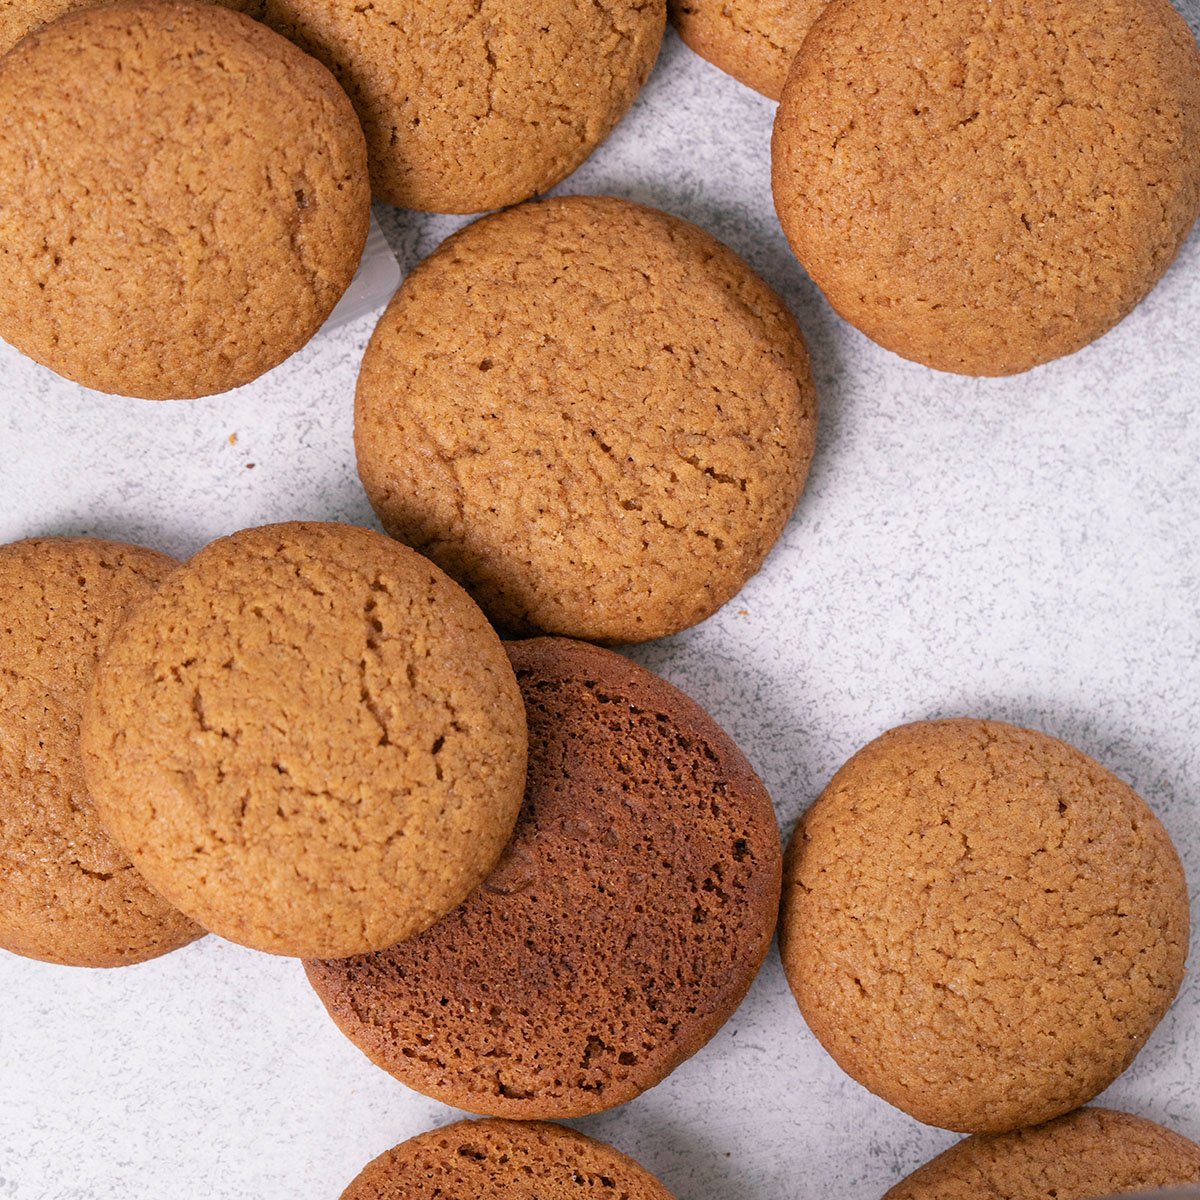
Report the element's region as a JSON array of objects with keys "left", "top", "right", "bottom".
[{"left": 2, "top": 14, "right": 1200, "bottom": 1199}]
